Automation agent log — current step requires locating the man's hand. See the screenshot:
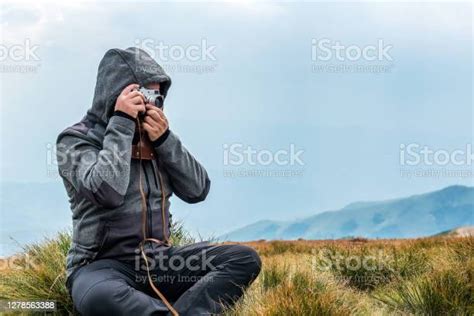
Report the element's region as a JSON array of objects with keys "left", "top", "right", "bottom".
[
  {"left": 114, "top": 84, "right": 146, "bottom": 118},
  {"left": 143, "top": 104, "right": 169, "bottom": 141}
]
